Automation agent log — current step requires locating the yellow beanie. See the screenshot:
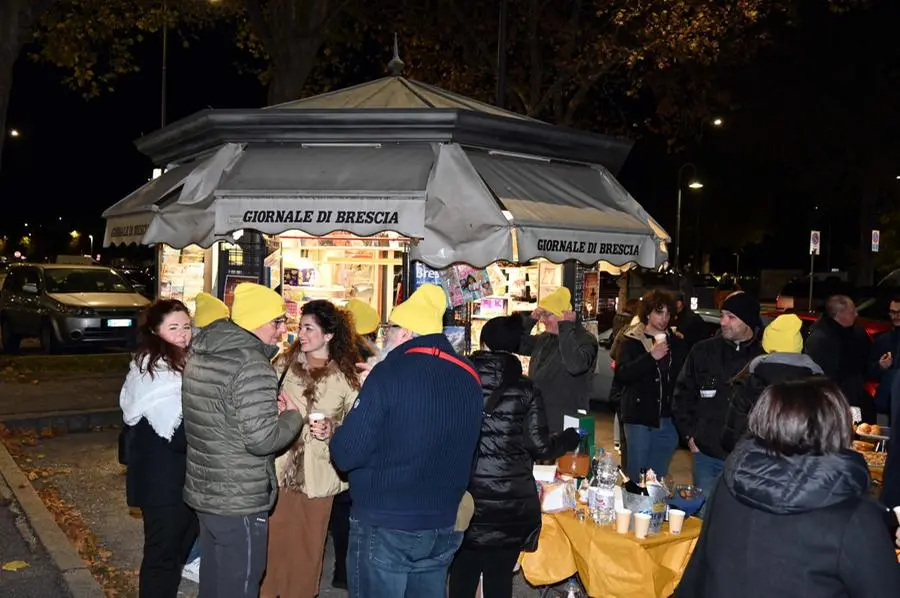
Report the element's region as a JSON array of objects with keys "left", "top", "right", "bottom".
[
  {"left": 762, "top": 314, "right": 803, "bottom": 354},
  {"left": 231, "top": 283, "right": 285, "bottom": 332},
  {"left": 389, "top": 284, "right": 447, "bottom": 335},
  {"left": 193, "top": 292, "right": 230, "bottom": 328},
  {"left": 539, "top": 287, "right": 572, "bottom": 317},
  {"left": 347, "top": 298, "right": 380, "bottom": 335}
]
